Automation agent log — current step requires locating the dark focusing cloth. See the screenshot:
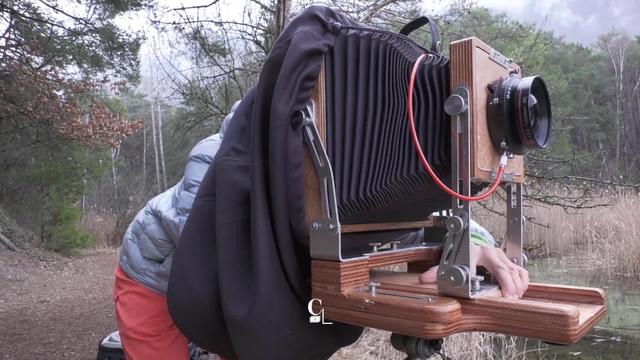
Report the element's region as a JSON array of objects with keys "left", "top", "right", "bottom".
[{"left": 167, "top": 6, "right": 365, "bottom": 360}]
